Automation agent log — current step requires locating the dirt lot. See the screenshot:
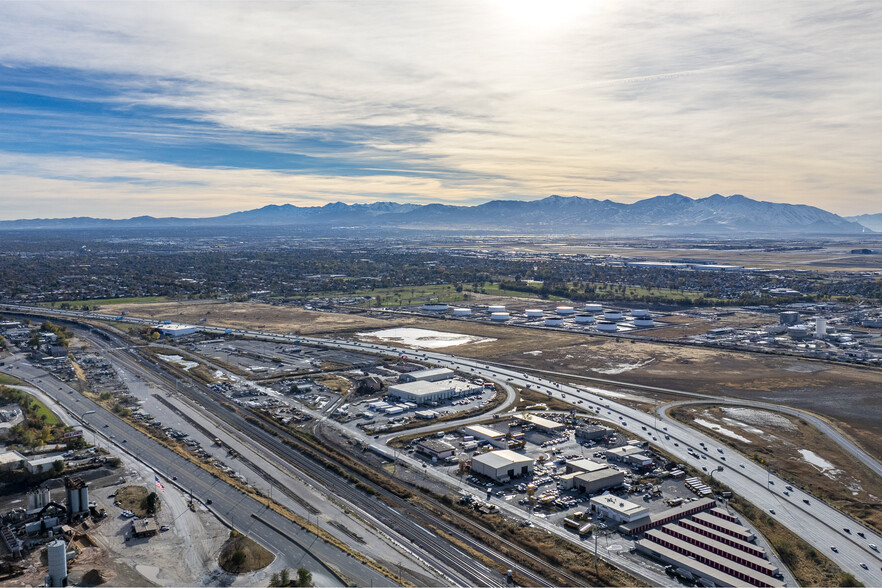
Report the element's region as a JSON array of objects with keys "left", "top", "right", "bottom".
[
  {"left": 670, "top": 404, "right": 882, "bottom": 534},
  {"left": 107, "top": 300, "right": 416, "bottom": 335},
  {"left": 115, "top": 301, "right": 882, "bottom": 460}
]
